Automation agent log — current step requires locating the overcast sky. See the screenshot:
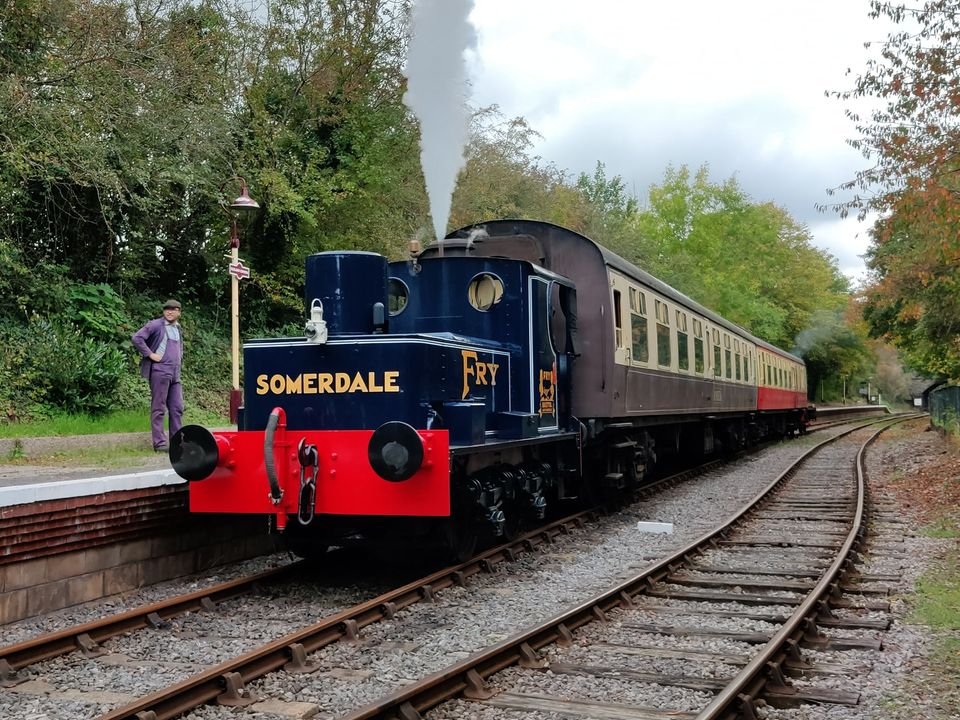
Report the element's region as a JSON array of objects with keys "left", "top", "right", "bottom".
[{"left": 465, "top": 0, "right": 889, "bottom": 283}]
